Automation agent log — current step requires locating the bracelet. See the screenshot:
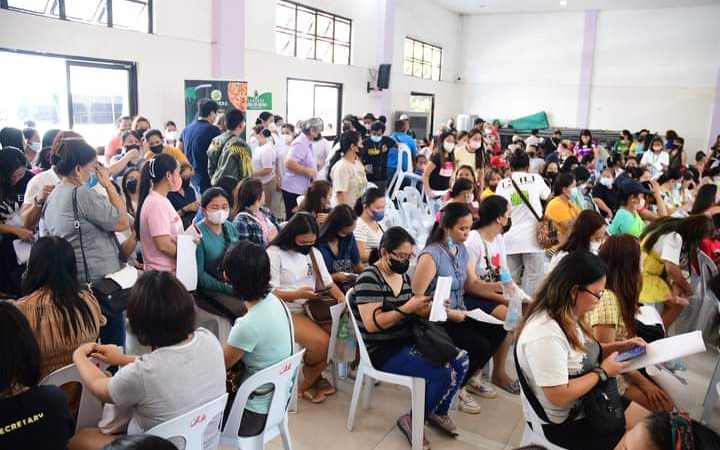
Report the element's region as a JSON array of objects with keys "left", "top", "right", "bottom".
[{"left": 33, "top": 196, "right": 45, "bottom": 207}]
